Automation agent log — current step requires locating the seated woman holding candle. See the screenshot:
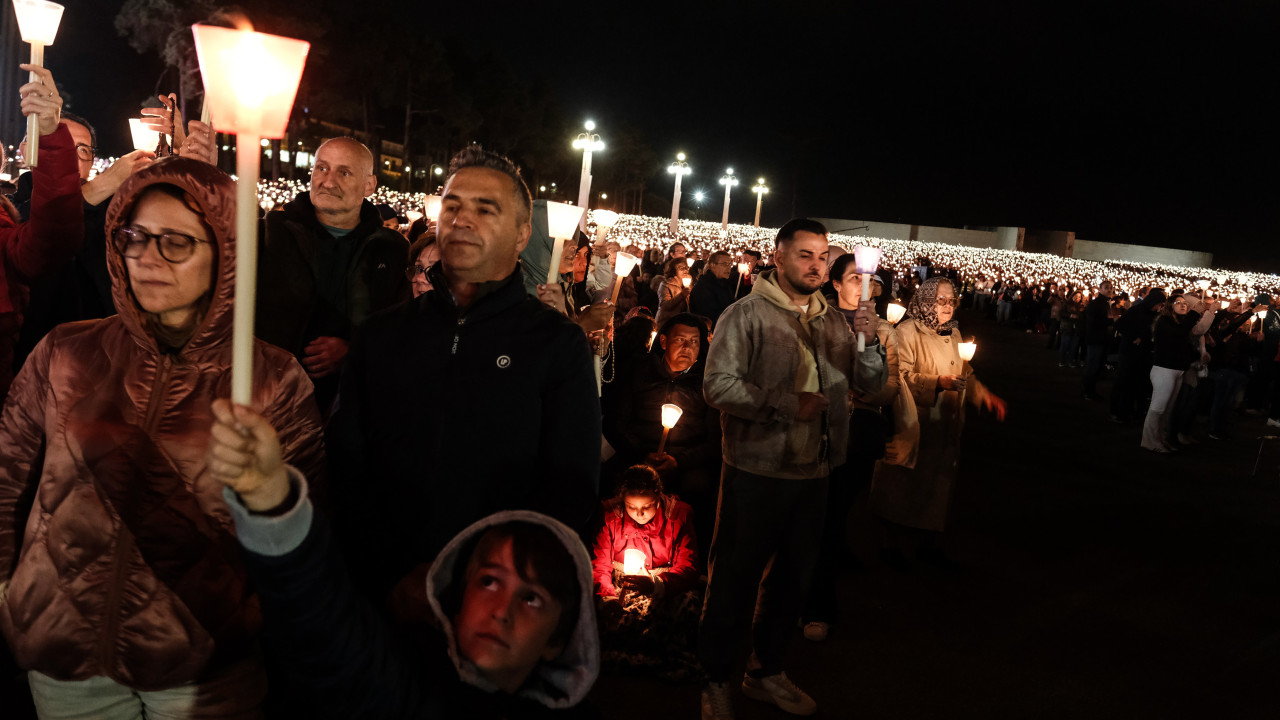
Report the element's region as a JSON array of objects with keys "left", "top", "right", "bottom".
[
  {"left": 591, "top": 465, "right": 701, "bottom": 679},
  {"left": 870, "top": 277, "right": 1006, "bottom": 568},
  {"left": 0, "top": 158, "right": 325, "bottom": 717}
]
